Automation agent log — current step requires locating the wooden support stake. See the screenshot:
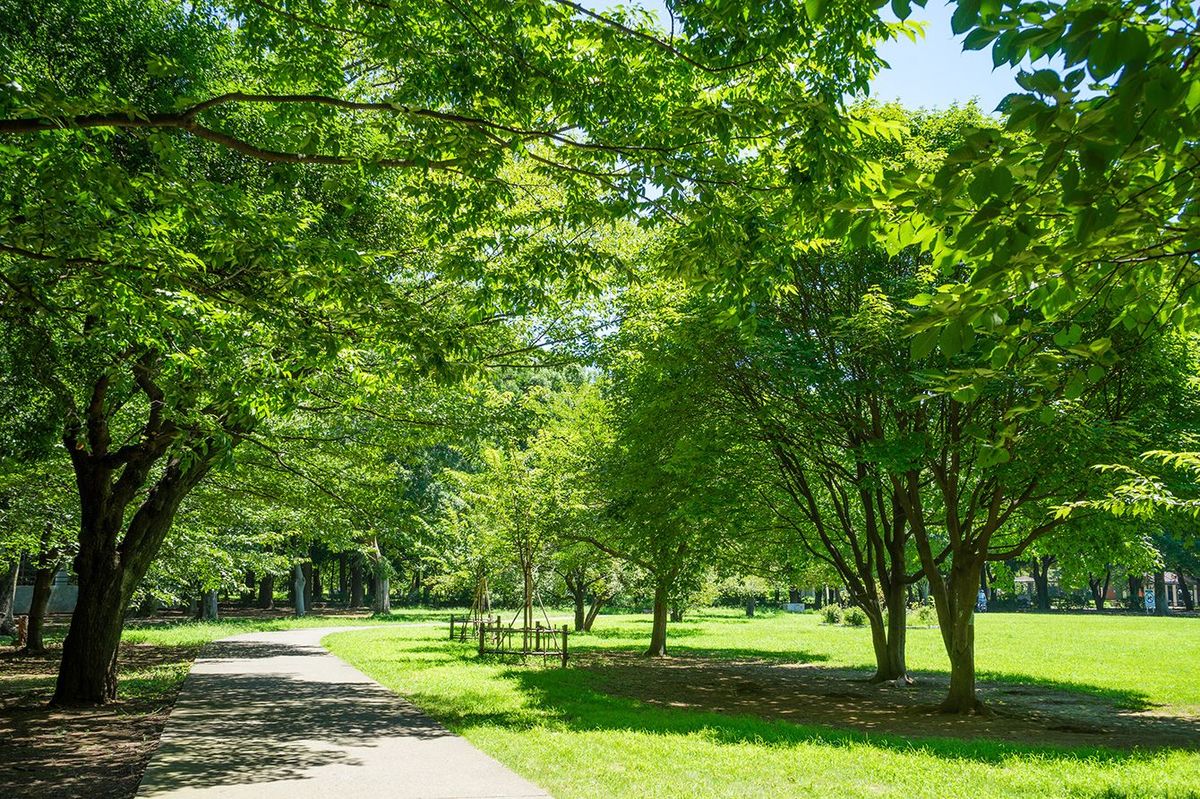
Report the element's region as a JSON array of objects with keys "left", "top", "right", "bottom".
[{"left": 561, "top": 624, "right": 569, "bottom": 668}]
